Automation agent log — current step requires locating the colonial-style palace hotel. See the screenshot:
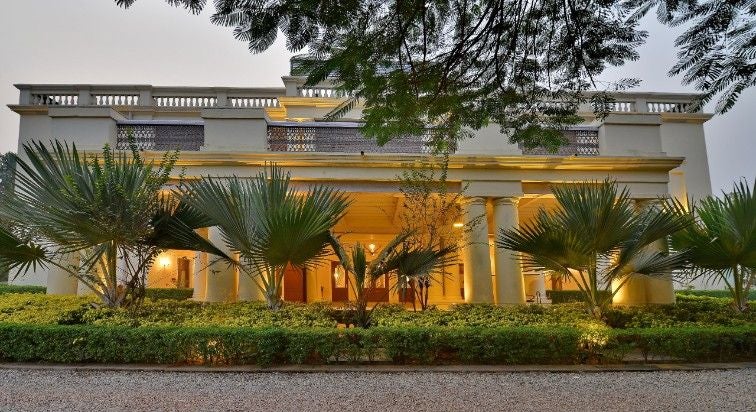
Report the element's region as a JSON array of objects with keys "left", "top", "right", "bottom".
[{"left": 8, "top": 62, "right": 712, "bottom": 307}]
